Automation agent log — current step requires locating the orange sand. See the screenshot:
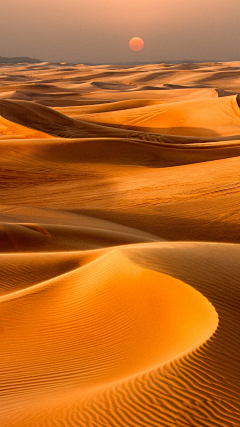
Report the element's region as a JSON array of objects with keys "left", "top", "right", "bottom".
[{"left": 0, "top": 61, "right": 240, "bottom": 426}]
